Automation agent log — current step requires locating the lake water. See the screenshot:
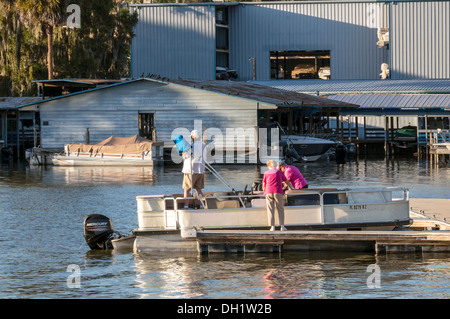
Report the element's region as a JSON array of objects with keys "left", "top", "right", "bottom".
[{"left": 0, "top": 157, "right": 449, "bottom": 301}]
